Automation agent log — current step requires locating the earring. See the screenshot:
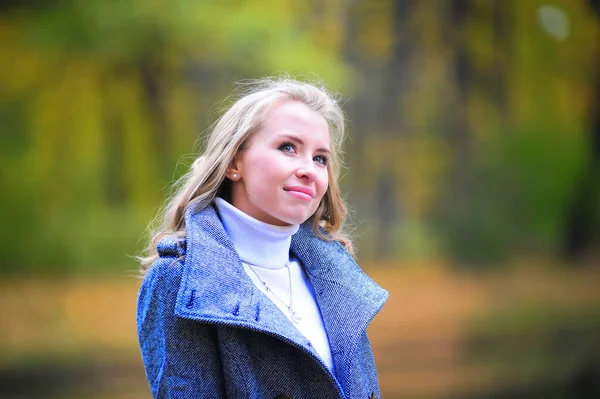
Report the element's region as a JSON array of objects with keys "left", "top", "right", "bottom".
[{"left": 232, "top": 174, "right": 238, "bottom": 179}]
